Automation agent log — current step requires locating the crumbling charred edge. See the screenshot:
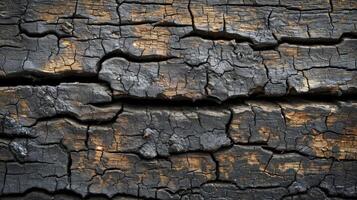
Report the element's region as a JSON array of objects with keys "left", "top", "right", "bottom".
[
  {"left": 0, "top": 187, "right": 157, "bottom": 200},
  {"left": 112, "top": 94, "right": 357, "bottom": 108},
  {"left": 0, "top": 73, "right": 106, "bottom": 87},
  {"left": 260, "top": 146, "right": 332, "bottom": 161},
  {"left": 20, "top": 106, "right": 123, "bottom": 129},
  {"left": 180, "top": 29, "right": 254, "bottom": 43},
  {"left": 253, "top": 33, "right": 357, "bottom": 50},
  {"left": 152, "top": 21, "right": 192, "bottom": 27},
  {"left": 0, "top": 188, "right": 77, "bottom": 199},
  {"left": 180, "top": 28, "right": 357, "bottom": 50},
  {"left": 0, "top": 74, "right": 356, "bottom": 107},
  {"left": 210, "top": 143, "right": 353, "bottom": 162},
  {"left": 95, "top": 49, "right": 178, "bottom": 73},
  {"left": 17, "top": 23, "right": 73, "bottom": 39},
  {"left": 277, "top": 32, "right": 357, "bottom": 46},
  {"left": 0, "top": 69, "right": 356, "bottom": 106},
  {"left": 98, "top": 49, "right": 178, "bottom": 63},
  {"left": 14, "top": 21, "right": 357, "bottom": 49},
  {"left": 1, "top": 83, "right": 355, "bottom": 108},
  {"left": 0, "top": 183, "right": 355, "bottom": 200}
]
